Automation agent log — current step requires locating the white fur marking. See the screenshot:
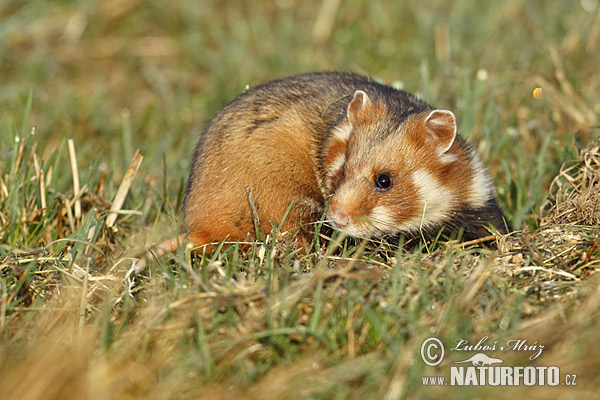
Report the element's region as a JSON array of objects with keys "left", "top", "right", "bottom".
[
  {"left": 439, "top": 153, "right": 458, "bottom": 163},
  {"left": 353, "top": 90, "right": 368, "bottom": 107},
  {"left": 331, "top": 122, "right": 352, "bottom": 141},
  {"left": 326, "top": 153, "right": 345, "bottom": 178},
  {"left": 467, "top": 149, "right": 493, "bottom": 208},
  {"left": 369, "top": 205, "right": 396, "bottom": 235},
  {"left": 413, "top": 169, "right": 452, "bottom": 217},
  {"left": 395, "top": 169, "right": 454, "bottom": 232}
]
